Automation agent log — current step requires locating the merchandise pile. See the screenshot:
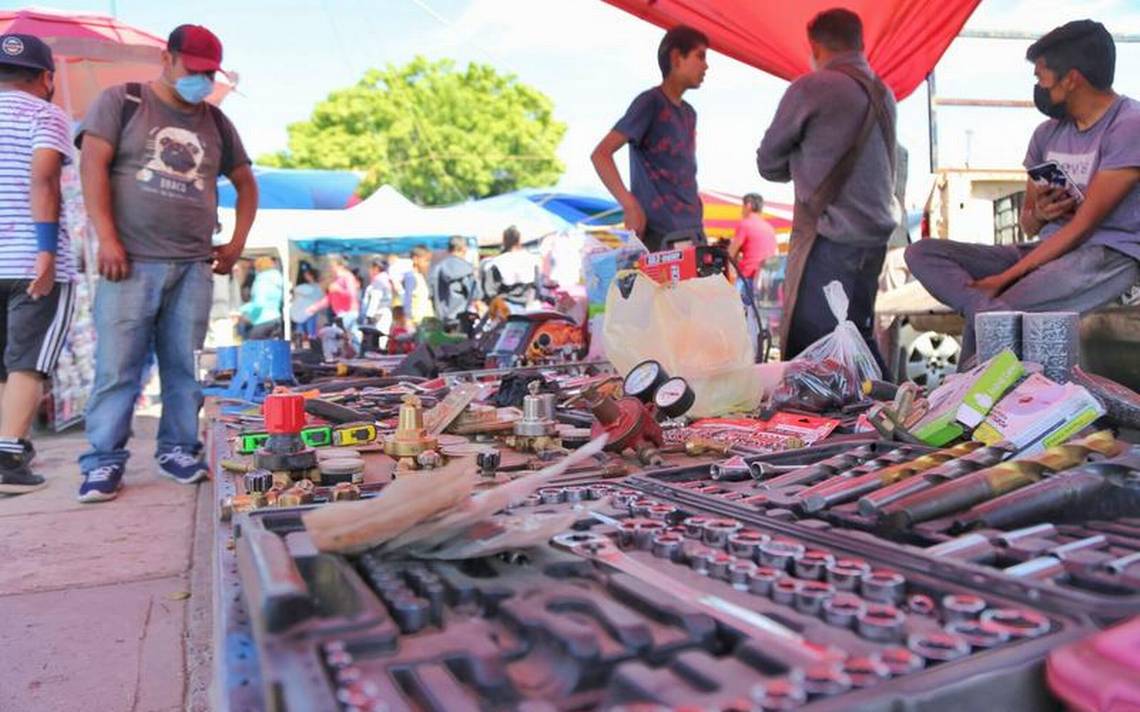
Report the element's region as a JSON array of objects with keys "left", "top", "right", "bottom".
[{"left": 204, "top": 301, "right": 1140, "bottom": 711}]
